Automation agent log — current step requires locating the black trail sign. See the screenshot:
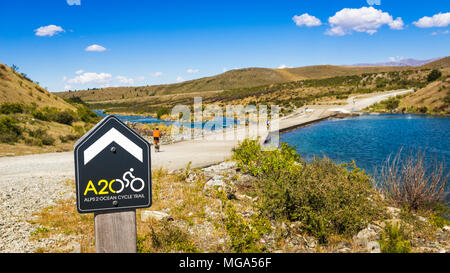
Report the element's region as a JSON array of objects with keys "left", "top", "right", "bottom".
[{"left": 74, "top": 115, "right": 152, "bottom": 213}]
